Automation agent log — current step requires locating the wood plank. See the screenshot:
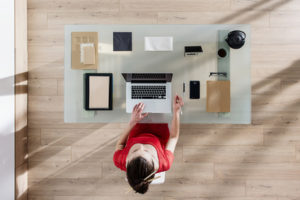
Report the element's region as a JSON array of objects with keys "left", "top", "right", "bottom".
[
  {"left": 252, "top": 94, "right": 300, "bottom": 113},
  {"left": 27, "top": 10, "right": 48, "bottom": 30},
  {"left": 270, "top": 11, "right": 300, "bottom": 27},
  {"left": 180, "top": 124, "right": 262, "bottom": 129},
  {"left": 264, "top": 127, "right": 300, "bottom": 145},
  {"left": 147, "top": 180, "right": 245, "bottom": 197},
  {"left": 230, "top": 0, "right": 300, "bottom": 11},
  {"left": 295, "top": 145, "right": 300, "bottom": 161},
  {"left": 120, "top": 0, "right": 231, "bottom": 12},
  {"left": 41, "top": 128, "right": 121, "bottom": 146},
  {"left": 30, "top": 179, "right": 244, "bottom": 197},
  {"left": 72, "top": 144, "right": 116, "bottom": 162},
  {"left": 28, "top": 128, "right": 41, "bottom": 146},
  {"left": 29, "top": 146, "right": 72, "bottom": 163},
  {"left": 28, "top": 45, "right": 64, "bottom": 63},
  {"left": 281, "top": 79, "right": 300, "bottom": 95},
  {"left": 28, "top": 30, "right": 64, "bottom": 46},
  {"left": 28, "top": 196, "right": 53, "bottom": 200},
  {"left": 27, "top": 128, "right": 42, "bottom": 155},
  {"left": 251, "top": 61, "right": 300, "bottom": 80},
  {"left": 215, "top": 163, "right": 300, "bottom": 180},
  {"left": 277, "top": 197, "right": 300, "bottom": 200},
  {"left": 158, "top": 11, "right": 269, "bottom": 27},
  {"left": 167, "top": 163, "right": 214, "bottom": 181},
  {"left": 29, "top": 63, "right": 64, "bottom": 79},
  {"left": 57, "top": 79, "right": 63, "bottom": 96},
  {"left": 173, "top": 144, "right": 183, "bottom": 163},
  {"left": 51, "top": 0, "right": 120, "bottom": 12},
  {"left": 252, "top": 78, "right": 281, "bottom": 95},
  {"left": 183, "top": 145, "right": 295, "bottom": 163},
  {"left": 252, "top": 94, "right": 282, "bottom": 105},
  {"left": 47, "top": 12, "right": 119, "bottom": 29},
  {"left": 164, "top": 197, "right": 277, "bottom": 200},
  {"left": 28, "top": 112, "right": 124, "bottom": 129},
  {"left": 29, "top": 161, "right": 102, "bottom": 181},
  {"left": 252, "top": 44, "right": 300, "bottom": 63},
  {"left": 246, "top": 180, "right": 300, "bottom": 197},
  {"left": 178, "top": 128, "right": 263, "bottom": 146},
  {"left": 28, "top": 0, "right": 52, "bottom": 10},
  {"left": 119, "top": 12, "right": 158, "bottom": 24},
  {"left": 101, "top": 162, "right": 124, "bottom": 179},
  {"left": 28, "top": 96, "right": 64, "bottom": 112},
  {"left": 29, "top": 160, "right": 70, "bottom": 183},
  {"left": 252, "top": 112, "right": 300, "bottom": 127},
  {"left": 29, "top": 79, "right": 58, "bottom": 96},
  {"left": 252, "top": 27, "right": 300, "bottom": 45},
  {"left": 54, "top": 196, "right": 164, "bottom": 200},
  {"left": 28, "top": 178, "right": 129, "bottom": 196}
]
